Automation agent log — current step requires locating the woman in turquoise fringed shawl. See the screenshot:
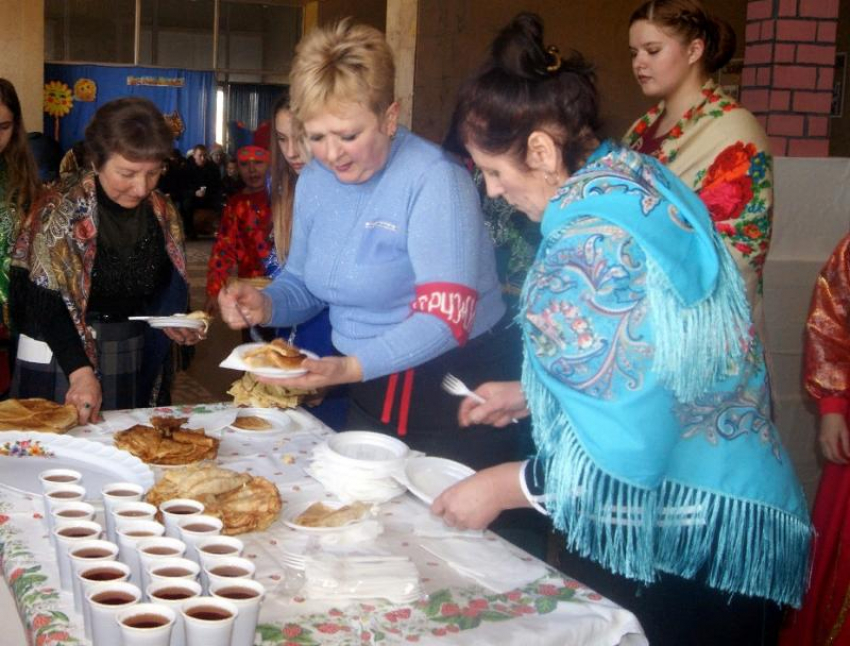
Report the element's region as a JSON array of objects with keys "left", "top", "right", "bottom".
[{"left": 431, "top": 13, "right": 811, "bottom": 646}]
